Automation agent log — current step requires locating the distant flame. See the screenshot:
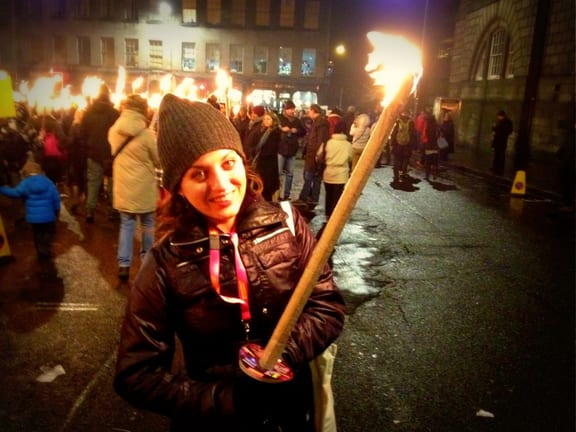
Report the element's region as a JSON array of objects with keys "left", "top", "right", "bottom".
[
  {"left": 131, "top": 76, "right": 144, "bottom": 93},
  {"left": 365, "top": 32, "right": 422, "bottom": 107}
]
